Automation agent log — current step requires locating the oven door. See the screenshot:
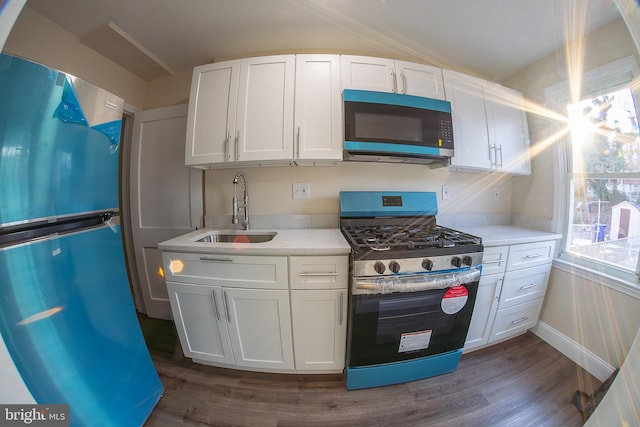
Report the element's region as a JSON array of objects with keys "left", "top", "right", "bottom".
[{"left": 347, "top": 279, "right": 478, "bottom": 367}]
